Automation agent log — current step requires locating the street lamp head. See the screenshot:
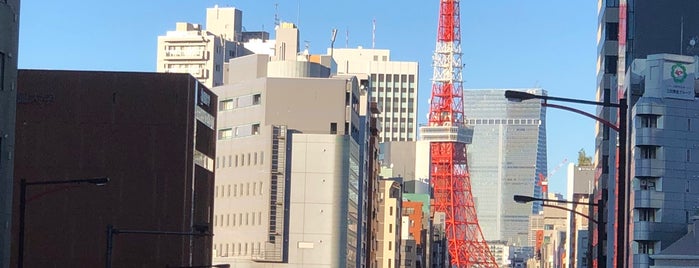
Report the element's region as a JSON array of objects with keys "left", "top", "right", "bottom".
[
  {"left": 505, "top": 90, "right": 539, "bottom": 102},
  {"left": 86, "top": 177, "right": 110, "bottom": 186},
  {"left": 513, "top": 194, "right": 536, "bottom": 204}
]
